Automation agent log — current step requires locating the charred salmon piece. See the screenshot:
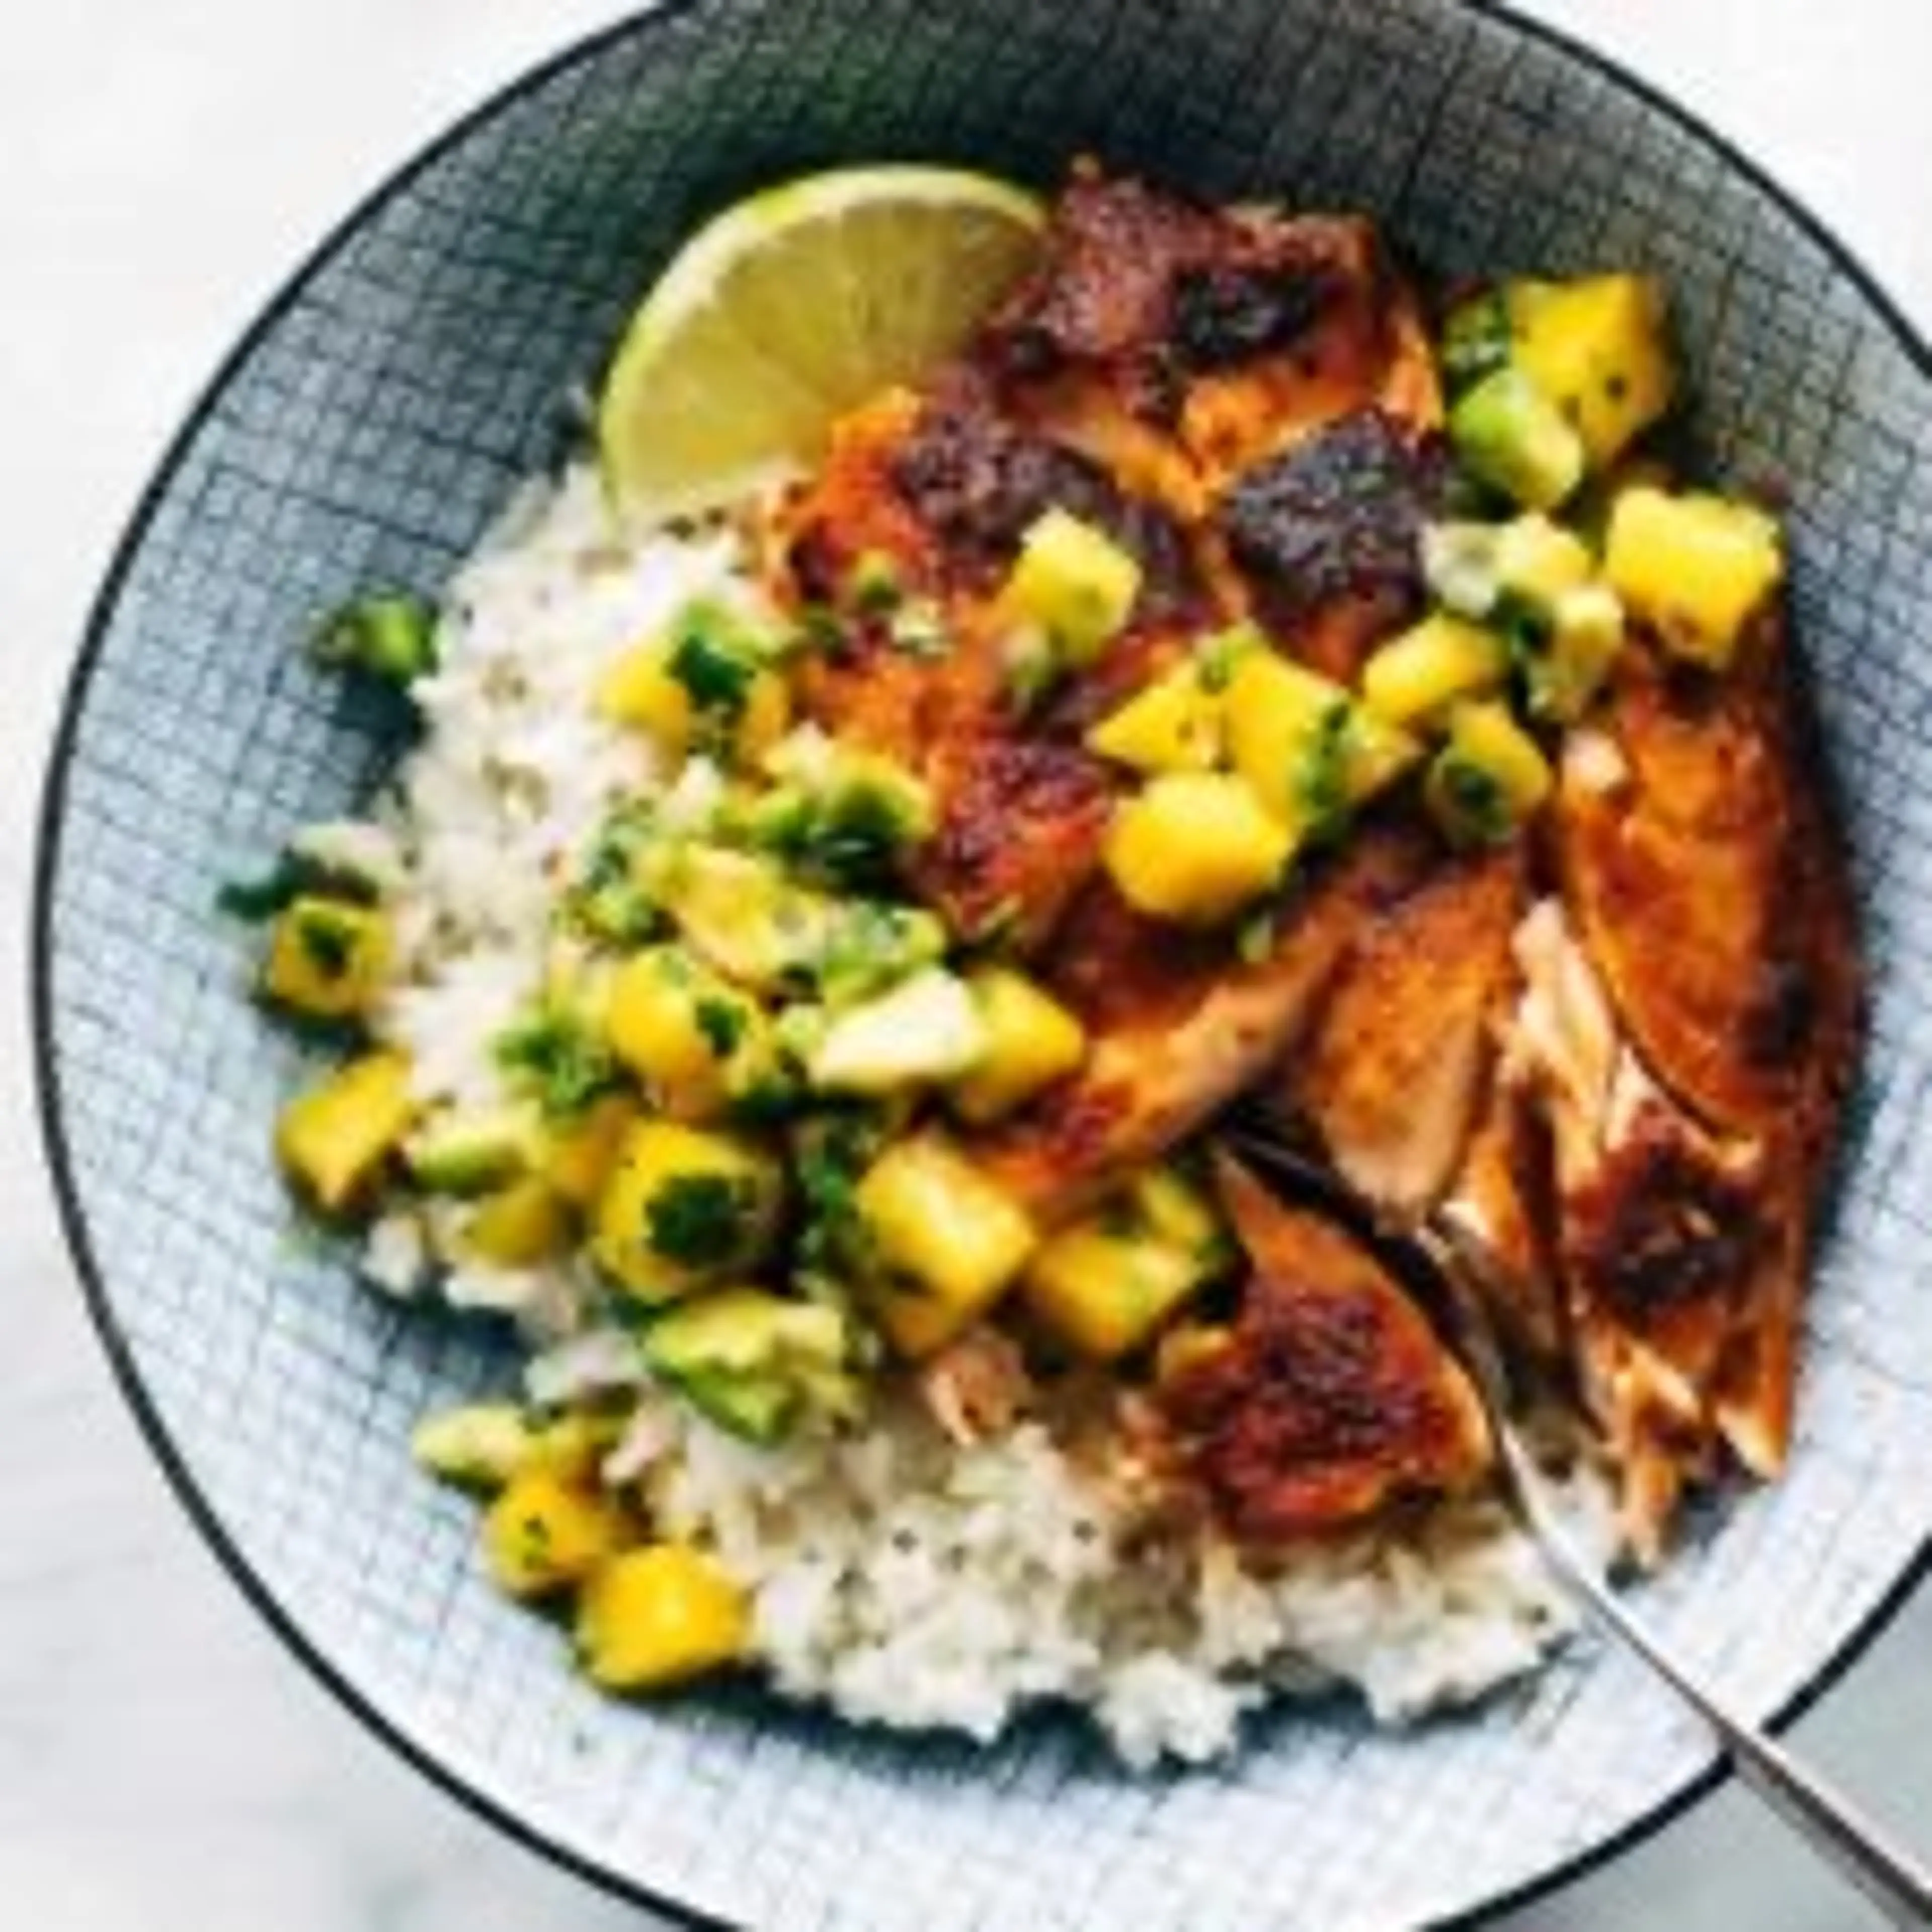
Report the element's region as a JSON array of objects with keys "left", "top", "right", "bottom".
[
  {"left": 1438, "top": 1073, "right": 1566, "bottom": 1365},
  {"left": 1279, "top": 846, "right": 1524, "bottom": 1220},
  {"left": 1554, "top": 620, "right": 1861, "bottom": 1150},
  {"left": 775, "top": 368, "right": 1208, "bottom": 948},
  {"left": 1504, "top": 898, "right": 1804, "bottom": 1554},
  {"left": 977, "top": 167, "right": 1441, "bottom": 499},
  {"left": 1216, "top": 406, "right": 1448, "bottom": 685},
  {"left": 973, "top": 821, "right": 1436, "bottom": 1224},
  {"left": 1152, "top": 1155, "right": 1490, "bottom": 1544}
]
